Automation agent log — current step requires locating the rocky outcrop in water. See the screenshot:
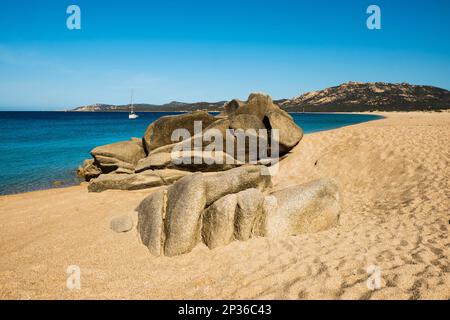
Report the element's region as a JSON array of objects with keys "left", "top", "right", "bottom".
[{"left": 77, "top": 159, "right": 101, "bottom": 181}]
